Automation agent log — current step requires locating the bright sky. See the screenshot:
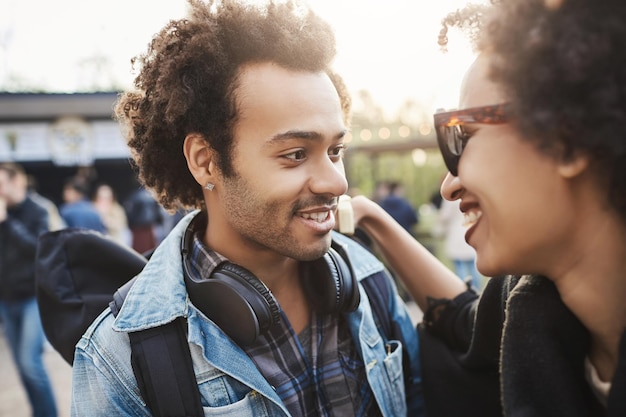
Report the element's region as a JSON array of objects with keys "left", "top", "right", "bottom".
[{"left": 0, "top": 0, "right": 483, "bottom": 118}]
